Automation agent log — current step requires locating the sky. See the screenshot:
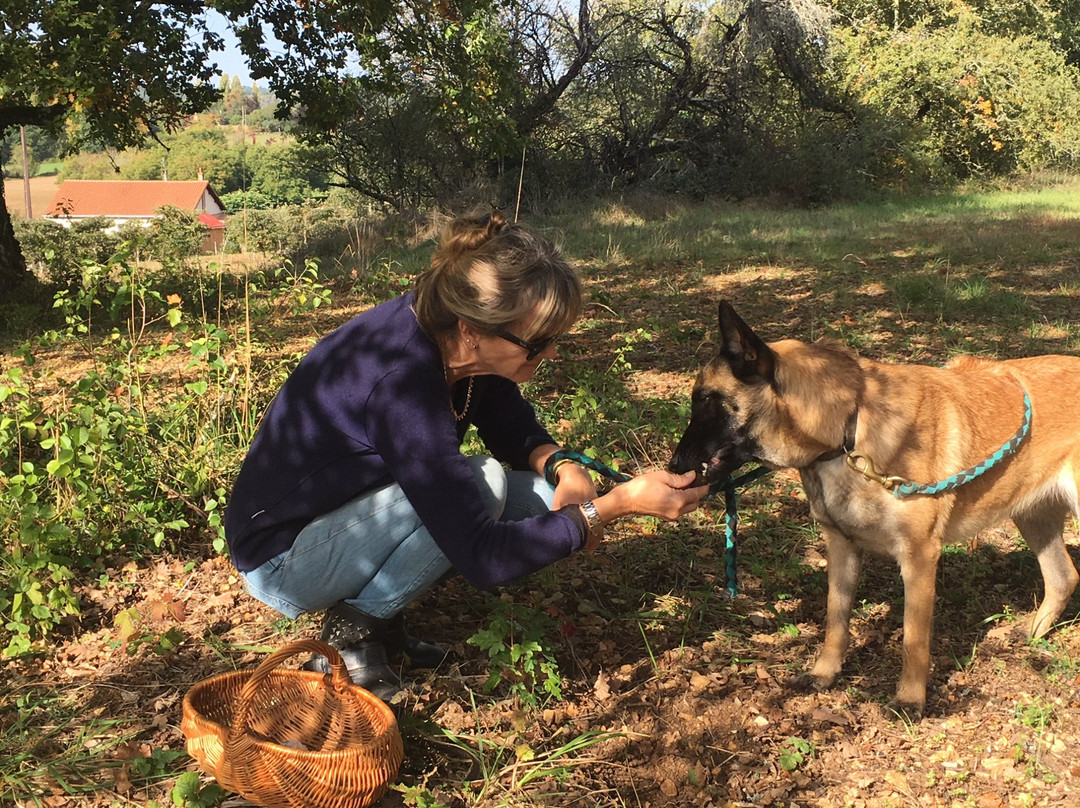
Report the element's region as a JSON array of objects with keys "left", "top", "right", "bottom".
[{"left": 204, "top": 10, "right": 256, "bottom": 85}]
